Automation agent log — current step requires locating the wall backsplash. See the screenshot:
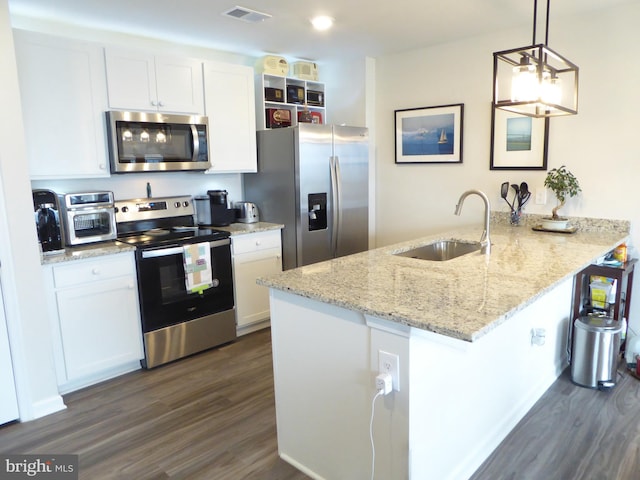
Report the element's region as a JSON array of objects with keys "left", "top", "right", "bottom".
[{"left": 31, "top": 171, "right": 244, "bottom": 206}]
